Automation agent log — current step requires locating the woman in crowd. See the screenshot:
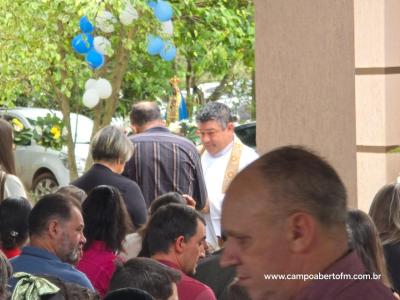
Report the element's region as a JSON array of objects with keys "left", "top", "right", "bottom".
[
  {"left": 347, "top": 209, "right": 392, "bottom": 288},
  {"left": 370, "top": 183, "right": 400, "bottom": 293},
  {"left": 71, "top": 125, "right": 147, "bottom": 229},
  {"left": 0, "top": 197, "right": 32, "bottom": 258},
  {"left": 0, "top": 119, "right": 26, "bottom": 201},
  {"left": 77, "top": 185, "right": 133, "bottom": 297}
]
